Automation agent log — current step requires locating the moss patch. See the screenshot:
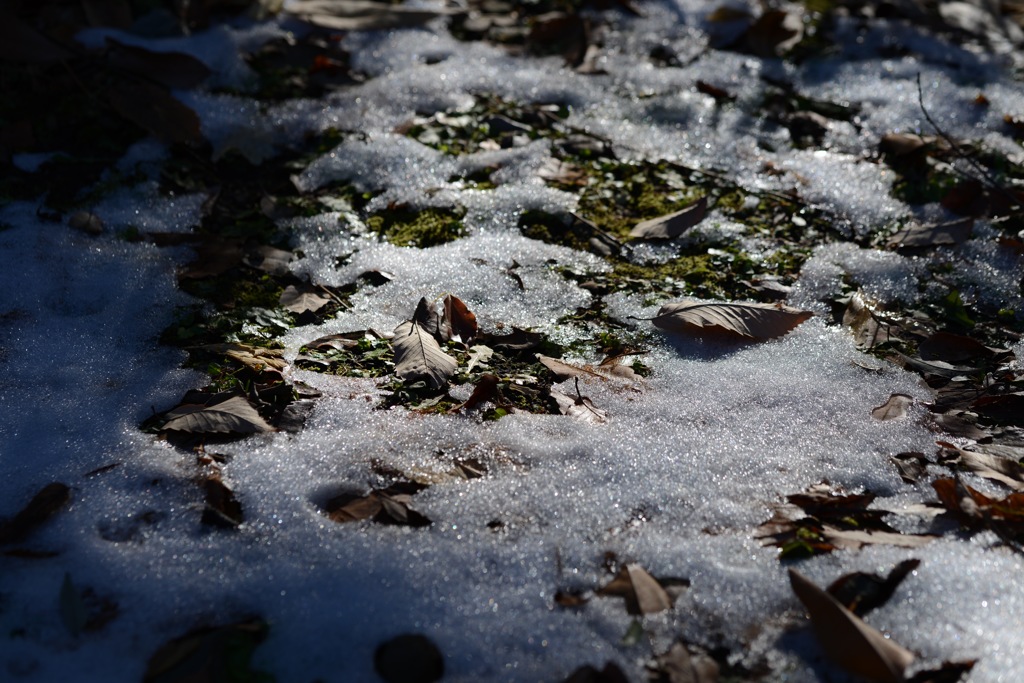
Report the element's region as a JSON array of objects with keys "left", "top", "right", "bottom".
[{"left": 366, "top": 207, "right": 467, "bottom": 247}]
